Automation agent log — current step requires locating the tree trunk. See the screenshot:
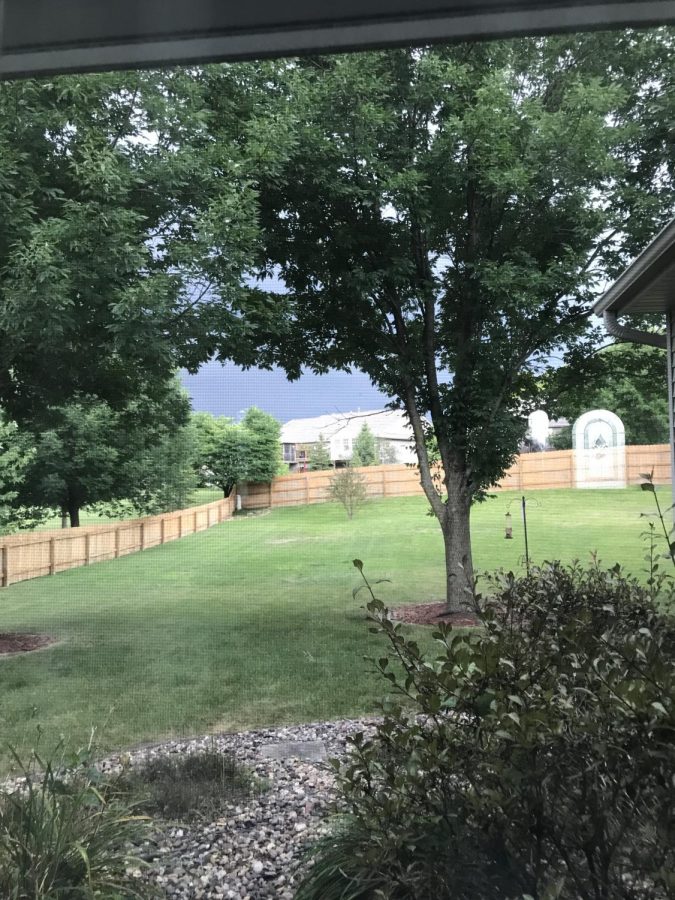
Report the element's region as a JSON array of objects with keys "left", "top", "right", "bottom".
[
  {"left": 60, "top": 508, "right": 69, "bottom": 529},
  {"left": 67, "top": 499, "right": 81, "bottom": 528},
  {"left": 441, "top": 498, "right": 474, "bottom": 613},
  {"left": 441, "top": 462, "right": 475, "bottom": 612}
]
